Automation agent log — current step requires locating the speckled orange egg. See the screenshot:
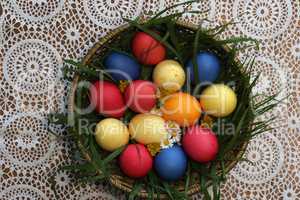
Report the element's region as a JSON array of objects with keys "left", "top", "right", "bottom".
[{"left": 161, "top": 92, "right": 201, "bottom": 127}]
